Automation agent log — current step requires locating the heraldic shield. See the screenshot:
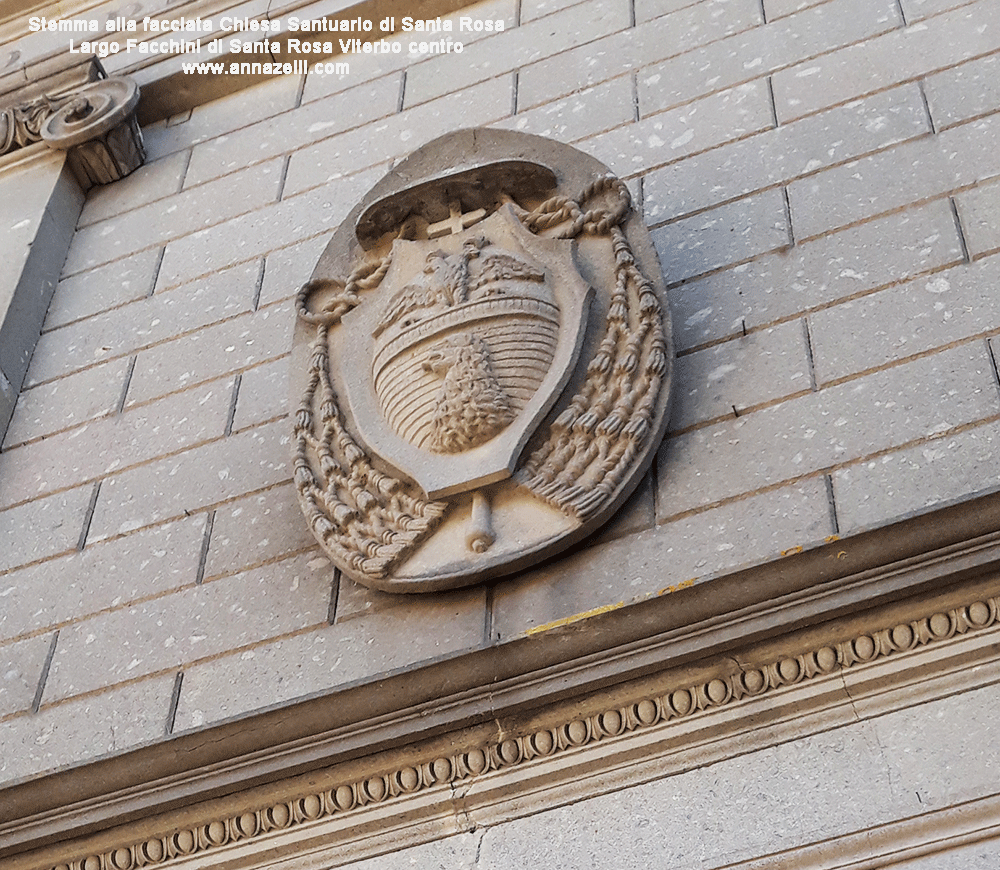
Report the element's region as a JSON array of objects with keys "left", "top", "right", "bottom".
[{"left": 291, "top": 129, "right": 674, "bottom": 592}]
